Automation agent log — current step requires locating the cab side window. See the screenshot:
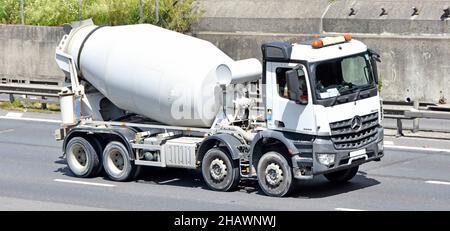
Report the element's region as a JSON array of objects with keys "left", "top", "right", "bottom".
[{"left": 276, "top": 67, "right": 308, "bottom": 100}]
